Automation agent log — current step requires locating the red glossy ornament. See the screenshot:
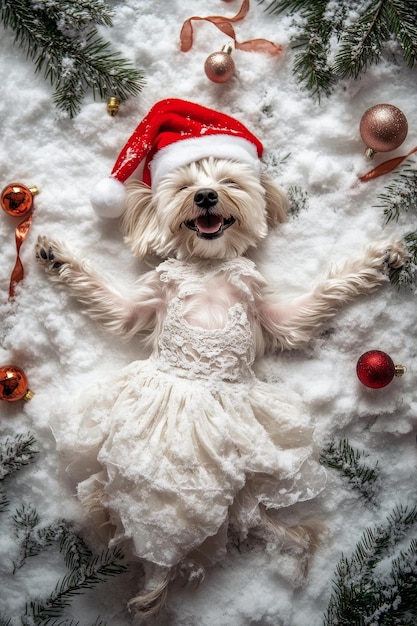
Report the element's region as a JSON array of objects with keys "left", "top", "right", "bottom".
[
  {"left": 360, "top": 104, "right": 408, "bottom": 159},
  {"left": 0, "top": 365, "right": 34, "bottom": 402},
  {"left": 356, "top": 350, "right": 406, "bottom": 389},
  {"left": 204, "top": 44, "right": 235, "bottom": 83}
]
